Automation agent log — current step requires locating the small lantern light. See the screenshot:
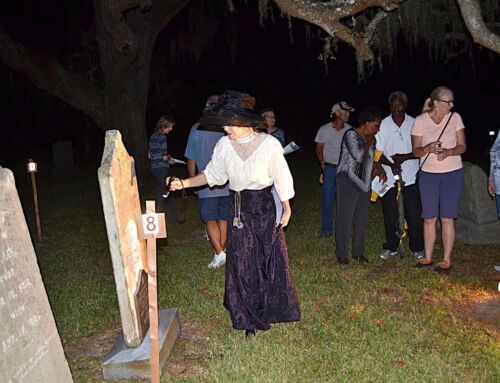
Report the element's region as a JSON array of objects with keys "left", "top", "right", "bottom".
[{"left": 27, "top": 159, "right": 38, "bottom": 173}]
